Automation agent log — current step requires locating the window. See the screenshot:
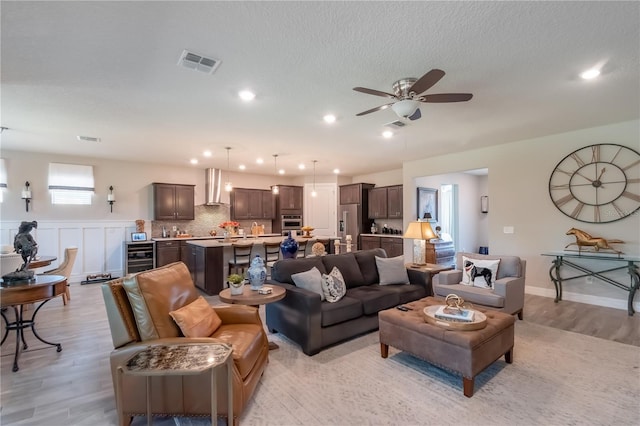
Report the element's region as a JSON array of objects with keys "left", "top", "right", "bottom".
[
  {"left": 48, "top": 163, "right": 94, "bottom": 205},
  {"left": 0, "top": 158, "right": 6, "bottom": 203}
]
